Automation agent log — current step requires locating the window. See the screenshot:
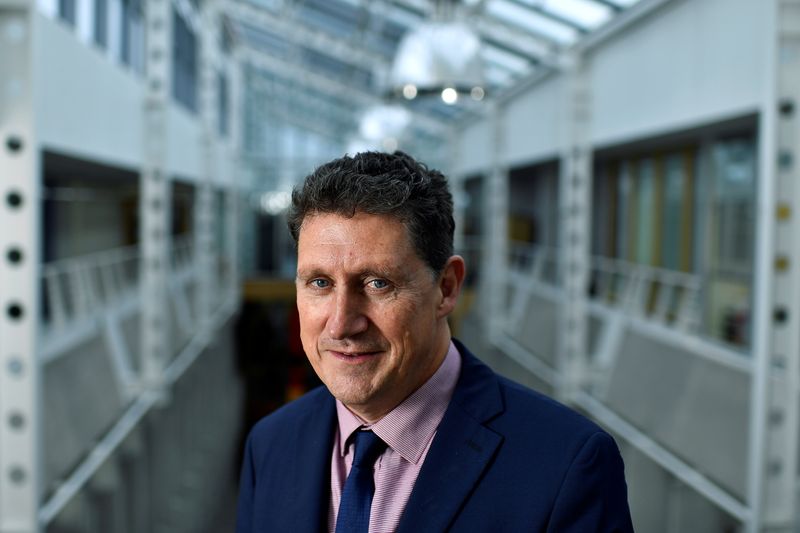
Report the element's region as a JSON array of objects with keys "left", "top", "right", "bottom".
[
  {"left": 59, "top": 0, "right": 76, "bottom": 26},
  {"left": 121, "top": 0, "right": 145, "bottom": 73},
  {"left": 173, "top": 9, "right": 198, "bottom": 112},
  {"left": 94, "top": 0, "right": 108, "bottom": 48},
  {"left": 218, "top": 72, "right": 229, "bottom": 137}
]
